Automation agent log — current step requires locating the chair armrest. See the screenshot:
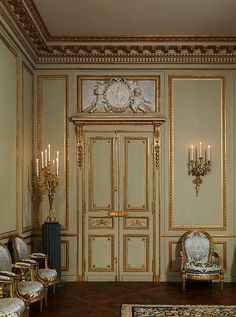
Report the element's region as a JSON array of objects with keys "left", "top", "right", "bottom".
[
  {"left": 31, "top": 252, "right": 47, "bottom": 258},
  {"left": 0, "top": 271, "right": 17, "bottom": 278},
  {"left": 22, "top": 258, "right": 38, "bottom": 265},
  {"left": 31, "top": 253, "right": 49, "bottom": 269},
  {"left": 13, "top": 262, "right": 33, "bottom": 269},
  {"left": 0, "top": 275, "right": 13, "bottom": 282},
  {"left": 212, "top": 251, "right": 223, "bottom": 268}
]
